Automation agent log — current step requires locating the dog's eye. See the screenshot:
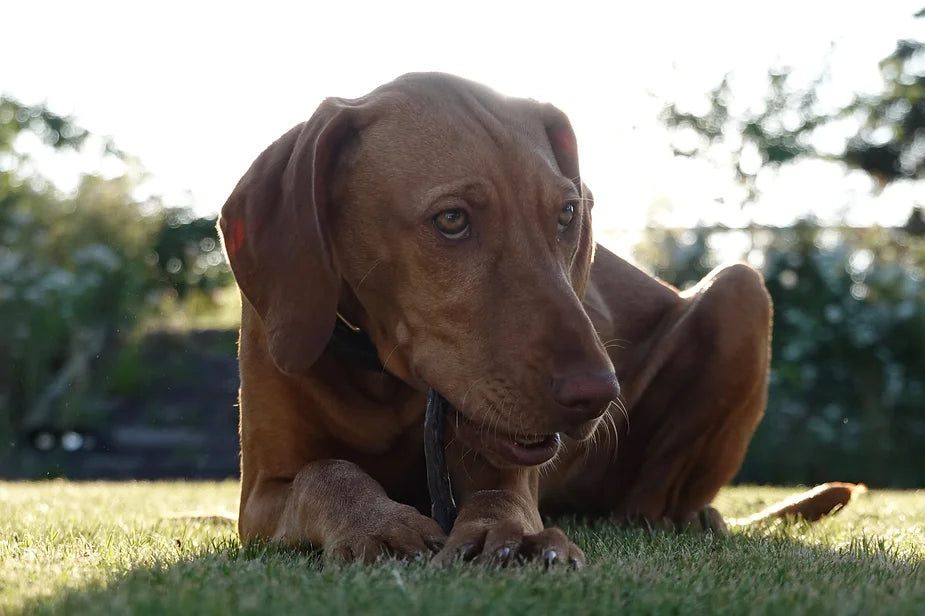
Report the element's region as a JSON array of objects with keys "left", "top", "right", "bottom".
[
  {"left": 558, "top": 203, "right": 576, "bottom": 233},
  {"left": 433, "top": 208, "right": 470, "bottom": 240}
]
